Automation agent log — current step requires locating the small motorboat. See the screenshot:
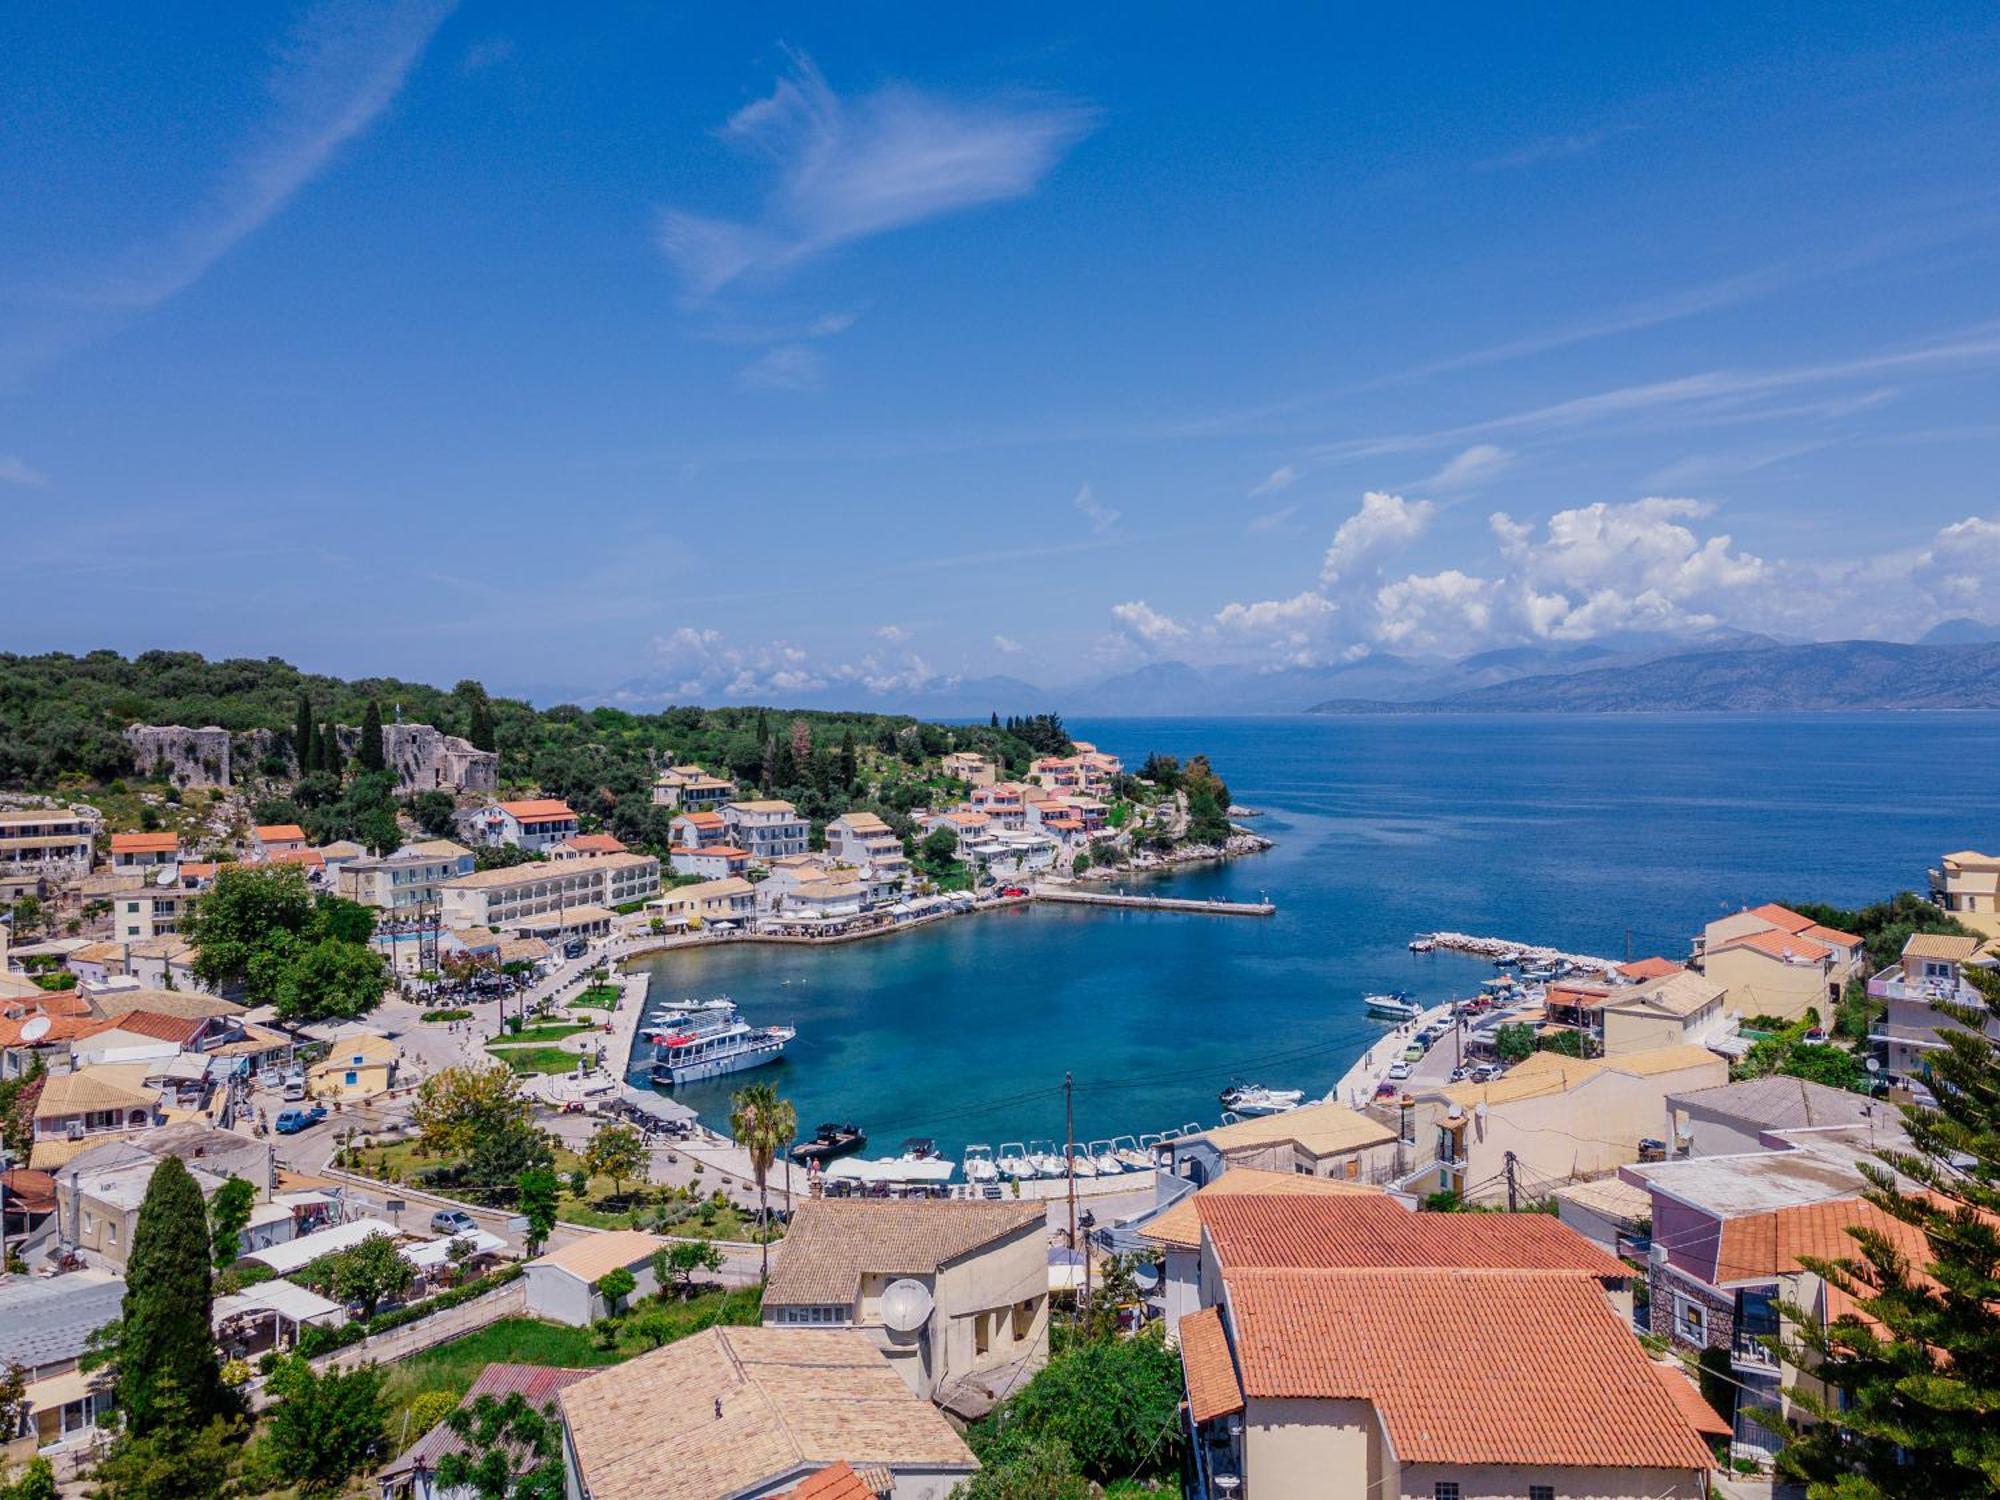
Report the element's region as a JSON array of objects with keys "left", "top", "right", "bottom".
[
  {"left": 1522, "top": 966, "right": 1556, "bottom": 983},
  {"left": 1408, "top": 935, "right": 1437, "bottom": 953},
  {"left": 1089, "top": 1140, "right": 1125, "bottom": 1175},
  {"left": 1220, "top": 1083, "right": 1305, "bottom": 1117},
  {"left": 1366, "top": 992, "right": 1422, "bottom": 1021},
  {"left": 996, "top": 1142, "right": 1035, "bottom": 1180},
  {"left": 1065, "top": 1144, "right": 1098, "bottom": 1178},
  {"left": 1112, "top": 1134, "right": 1151, "bottom": 1170},
  {"left": 963, "top": 1144, "right": 999, "bottom": 1183},
  {"left": 1028, "top": 1140, "right": 1067, "bottom": 1178},
  {"left": 790, "top": 1122, "right": 867, "bottom": 1165},
  {"left": 1493, "top": 952, "right": 1524, "bottom": 968}
]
